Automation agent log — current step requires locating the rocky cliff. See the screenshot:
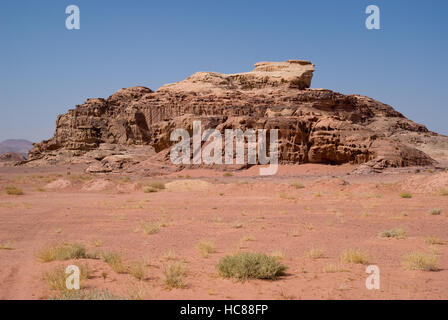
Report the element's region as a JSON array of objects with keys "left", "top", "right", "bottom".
[{"left": 28, "top": 60, "right": 448, "bottom": 173}]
